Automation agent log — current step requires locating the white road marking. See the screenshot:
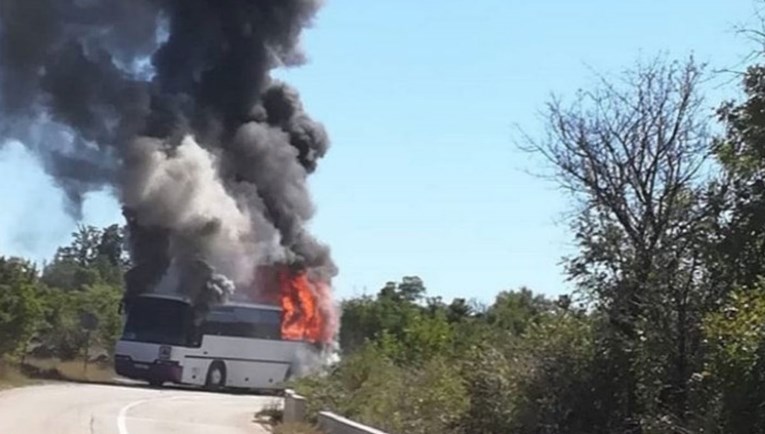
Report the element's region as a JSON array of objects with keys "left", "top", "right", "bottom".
[
  {"left": 0, "top": 384, "right": 276, "bottom": 434},
  {"left": 117, "top": 399, "right": 148, "bottom": 434},
  {"left": 117, "top": 395, "right": 207, "bottom": 434},
  {"left": 124, "top": 416, "right": 237, "bottom": 430}
]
